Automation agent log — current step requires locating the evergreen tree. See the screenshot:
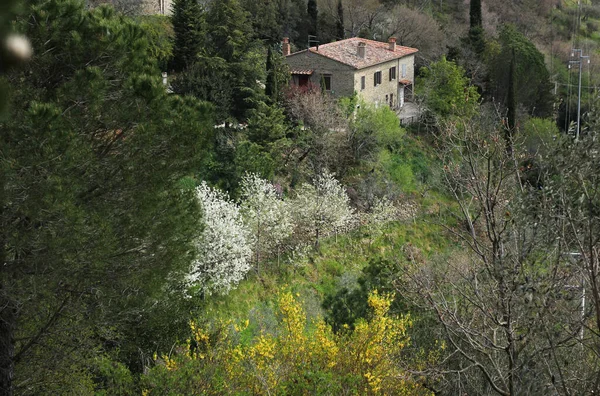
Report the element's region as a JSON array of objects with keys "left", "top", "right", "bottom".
[
  {"left": 307, "top": 0, "right": 318, "bottom": 37},
  {"left": 171, "top": 0, "right": 204, "bottom": 71},
  {"left": 265, "top": 46, "right": 277, "bottom": 100},
  {"left": 506, "top": 50, "right": 516, "bottom": 154},
  {"left": 336, "top": 0, "right": 345, "bottom": 40},
  {"left": 469, "top": 0, "right": 482, "bottom": 29},
  {"left": 2, "top": 1, "right": 212, "bottom": 392},
  {"left": 205, "top": 0, "right": 253, "bottom": 63},
  {"left": 468, "top": 0, "right": 485, "bottom": 54},
  {"left": 489, "top": 24, "right": 553, "bottom": 118},
  {"left": 240, "top": 0, "right": 281, "bottom": 44}
]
